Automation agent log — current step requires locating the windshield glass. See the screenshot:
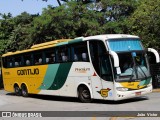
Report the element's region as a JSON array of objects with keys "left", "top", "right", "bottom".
[
  {"left": 116, "top": 52, "right": 150, "bottom": 81},
  {"left": 107, "top": 38, "right": 143, "bottom": 51},
  {"left": 106, "top": 38, "right": 150, "bottom": 81}
]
